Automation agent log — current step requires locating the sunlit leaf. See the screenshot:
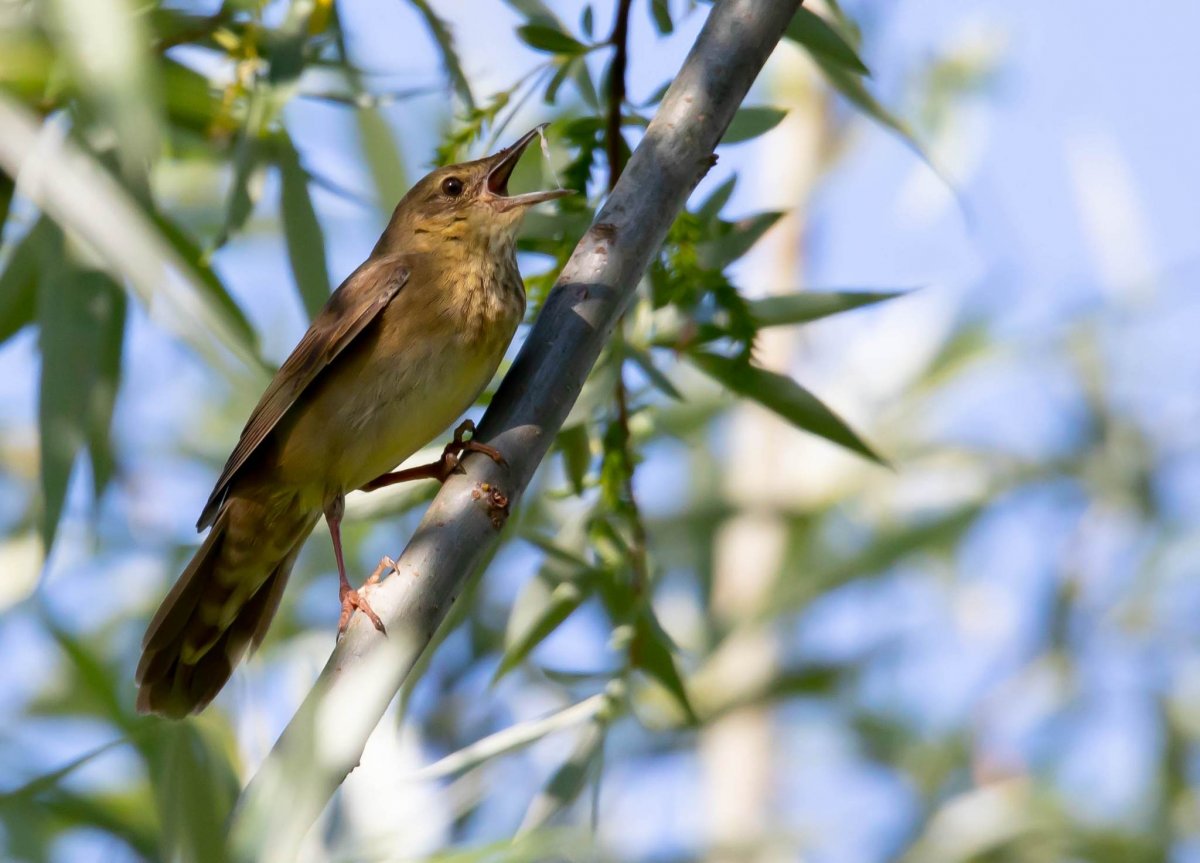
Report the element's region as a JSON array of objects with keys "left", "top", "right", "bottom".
[
  {"left": 786, "top": 7, "right": 870, "bottom": 76},
  {"left": 722, "top": 106, "right": 787, "bottom": 144},
  {"left": 357, "top": 106, "right": 409, "bottom": 207},
  {"left": 46, "top": 0, "right": 161, "bottom": 183},
  {"left": 689, "top": 351, "right": 886, "bottom": 465},
  {"left": 518, "top": 24, "right": 587, "bottom": 55},
  {"left": 277, "top": 135, "right": 331, "bottom": 319},
  {"left": 409, "top": 0, "right": 476, "bottom": 109}
]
